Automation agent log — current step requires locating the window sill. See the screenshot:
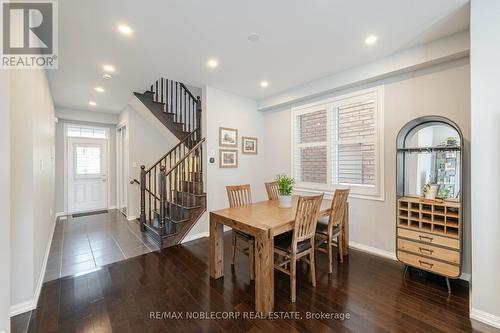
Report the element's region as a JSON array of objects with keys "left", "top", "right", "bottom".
[{"left": 294, "top": 187, "right": 385, "bottom": 202}]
